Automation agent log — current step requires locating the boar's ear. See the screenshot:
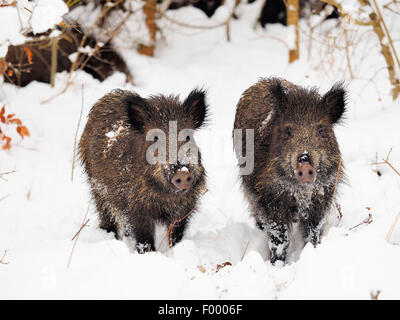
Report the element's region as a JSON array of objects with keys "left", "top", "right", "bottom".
[
  {"left": 125, "top": 93, "right": 151, "bottom": 133},
  {"left": 184, "top": 88, "right": 209, "bottom": 129},
  {"left": 269, "top": 78, "right": 287, "bottom": 113},
  {"left": 321, "top": 83, "right": 347, "bottom": 124}
]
